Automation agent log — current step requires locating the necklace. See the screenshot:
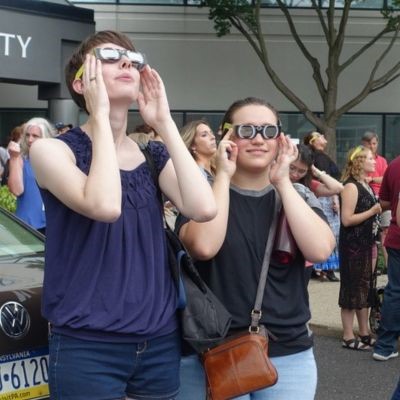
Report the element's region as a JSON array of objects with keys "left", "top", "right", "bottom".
[{"left": 359, "top": 180, "right": 376, "bottom": 200}]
